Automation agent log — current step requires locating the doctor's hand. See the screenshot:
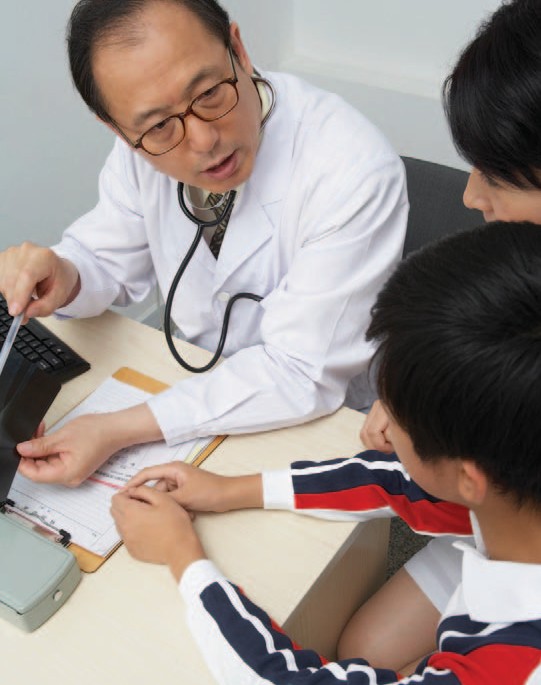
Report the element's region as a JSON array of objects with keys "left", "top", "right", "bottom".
[
  {"left": 126, "top": 462, "right": 263, "bottom": 514},
  {"left": 17, "top": 404, "right": 163, "bottom": 487},
  {"left": 111, "top": 487, "right": 206, "bottom": 582},
  {"left": 0, "top": 242, "right": 80, "bottom": 320},
  {"left": 360, "top": 400, "right": 394, "bottom": 454},
  {"left": 17, "top": 414, "right": 126, "bottom": 487}
]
